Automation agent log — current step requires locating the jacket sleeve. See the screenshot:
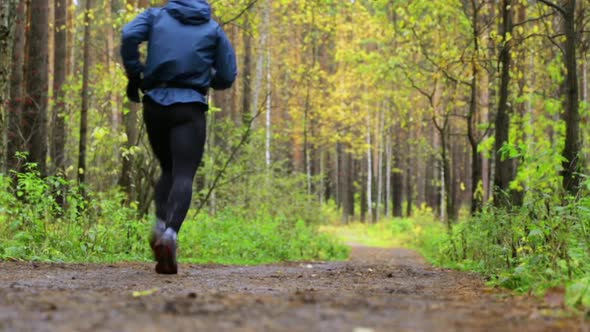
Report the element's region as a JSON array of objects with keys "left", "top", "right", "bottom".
[
  {"left": 210, "top": 25, "right": 238, "bottom": 90},
  {"left": 120, "top": 9, "right": 154, "bottom": 77}
]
